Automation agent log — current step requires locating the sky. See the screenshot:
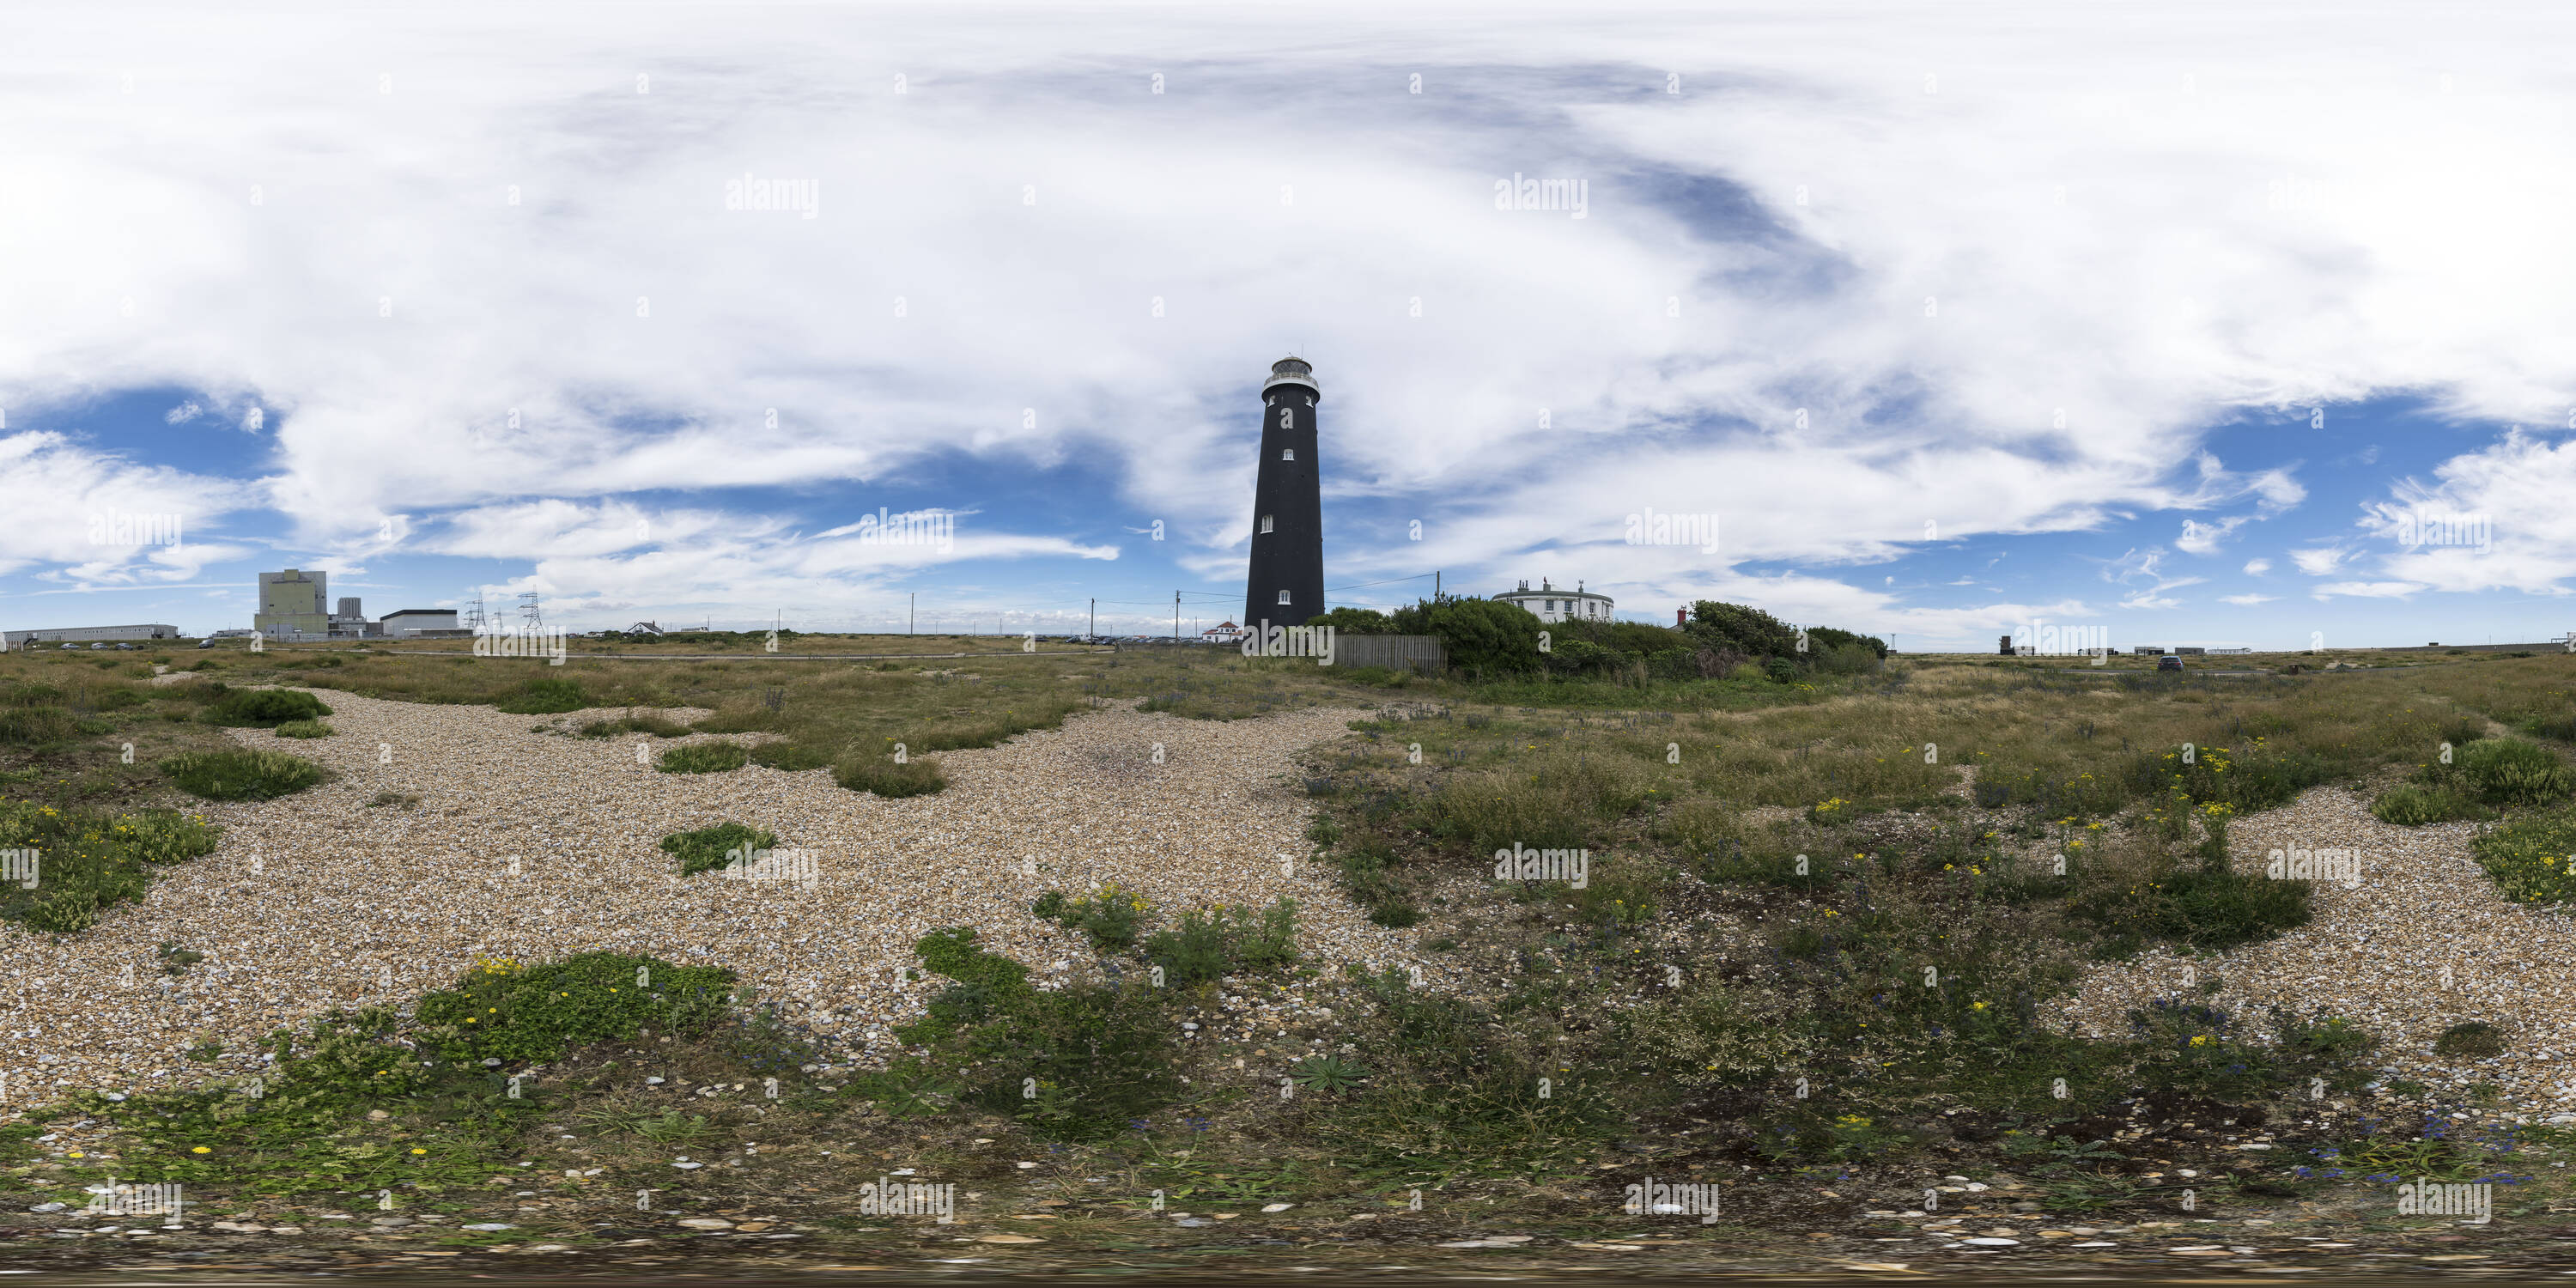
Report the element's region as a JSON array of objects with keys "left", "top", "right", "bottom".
[{"left": 4, "top": 1, "right": 2574, "bottom": 650}]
